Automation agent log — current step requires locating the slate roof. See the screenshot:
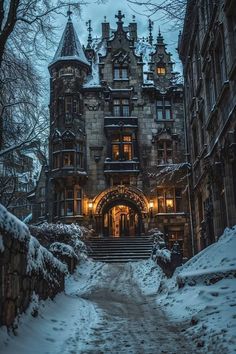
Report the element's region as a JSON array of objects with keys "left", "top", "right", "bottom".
[{"left": 49, "top": 18, "right": 90, "bottom": 68}]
